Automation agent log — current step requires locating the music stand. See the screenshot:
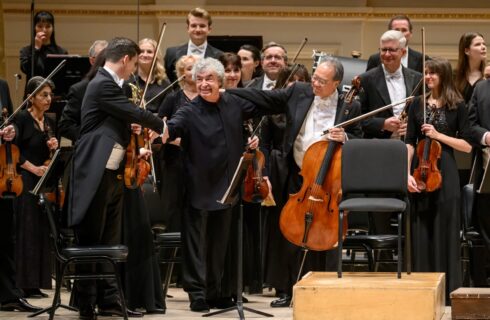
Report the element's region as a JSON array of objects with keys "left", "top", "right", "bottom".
[
  {"left": 204, "top": 155, "right": 273, "bottom": 320},
  {"left": 29, "top": 146, "right": 75, "bottom": 318}
]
